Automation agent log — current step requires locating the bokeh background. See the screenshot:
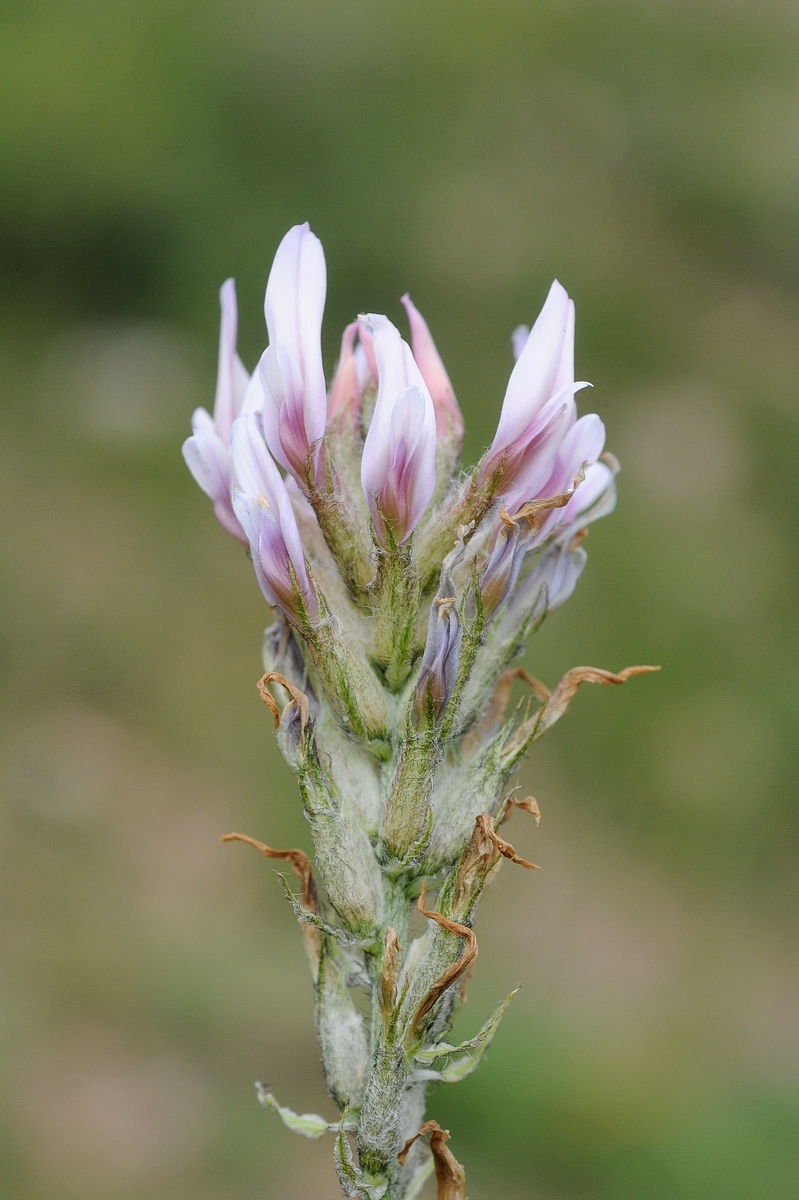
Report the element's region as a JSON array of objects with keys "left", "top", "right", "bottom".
[{"left": 1, "top": 2, "right": 798, "bottom": 1197}]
